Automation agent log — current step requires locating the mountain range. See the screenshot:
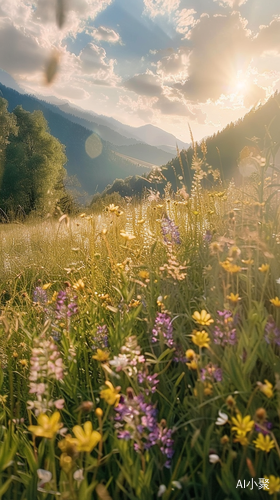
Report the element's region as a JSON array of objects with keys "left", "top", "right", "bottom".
[{"left": 0, "top": 70, "right": 189, "bottom": 196}]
